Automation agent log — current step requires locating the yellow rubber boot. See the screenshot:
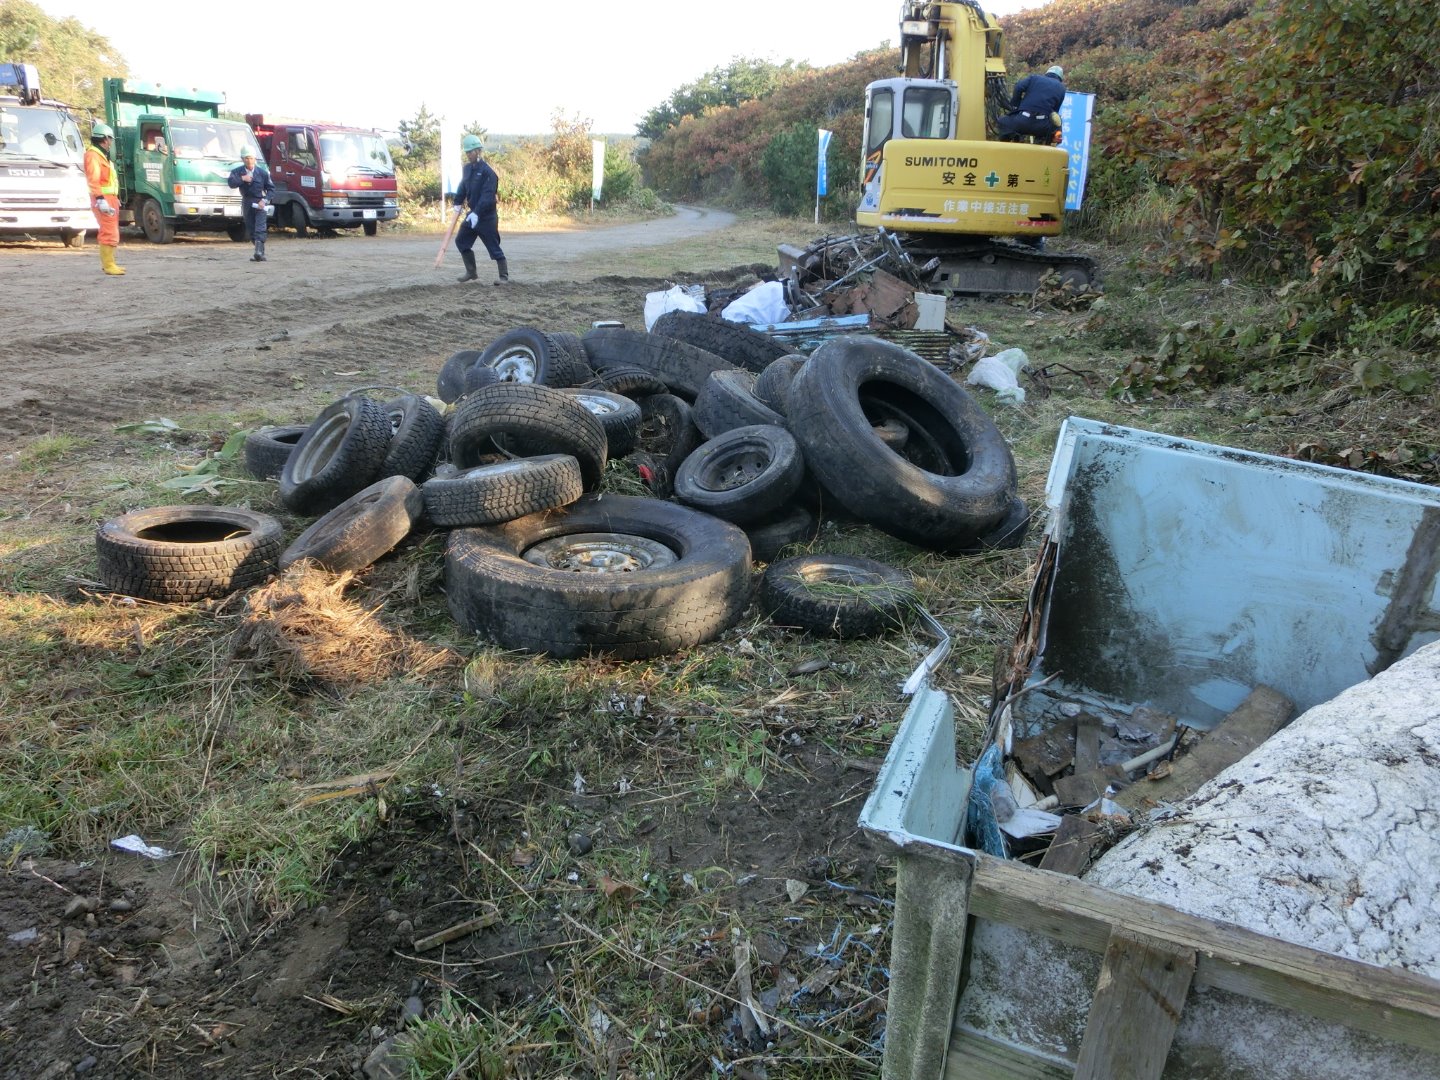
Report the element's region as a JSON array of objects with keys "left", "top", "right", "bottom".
[{"left": 100, "top": 245, "right": 126, "bottom": 276}]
